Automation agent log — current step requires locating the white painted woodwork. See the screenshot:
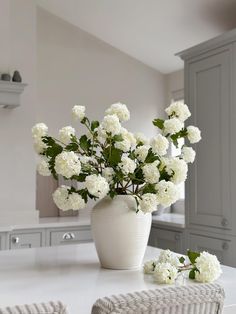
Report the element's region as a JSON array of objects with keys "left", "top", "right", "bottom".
[{"left": 0, "top": 81, "right": 27, "bottom": 108}]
